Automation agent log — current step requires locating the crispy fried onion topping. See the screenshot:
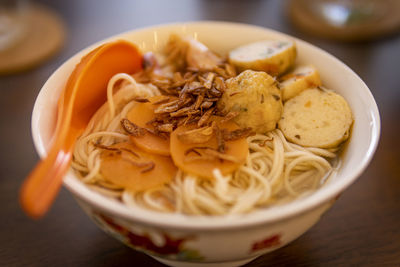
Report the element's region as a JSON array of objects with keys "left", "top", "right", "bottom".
[
  {"left": 95, "top": 142, "right": 155, "bottom": 173},
  {"left": 120, "top": 118, "right": 146, "bottom": 137},
  {"left": 184, "top": 146, "right": 240, "bottom": 163},
  {"left": 222, "top": 127, "right": 255, "bottom": 141},
  {"left": 177, "top": 124, "right": 215, "bottom": 144},
  {"left": 179, "top": 123, "right": 254, "bottom": 161},
  {"left": 131, "top": 51, "right": 237, "bottom": 133},
  {"left": 177, "top": 122, "right": 254, "bottom": 145},
  {"left": 126, "top": 47, "right": 253, "bottom": 163}
]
